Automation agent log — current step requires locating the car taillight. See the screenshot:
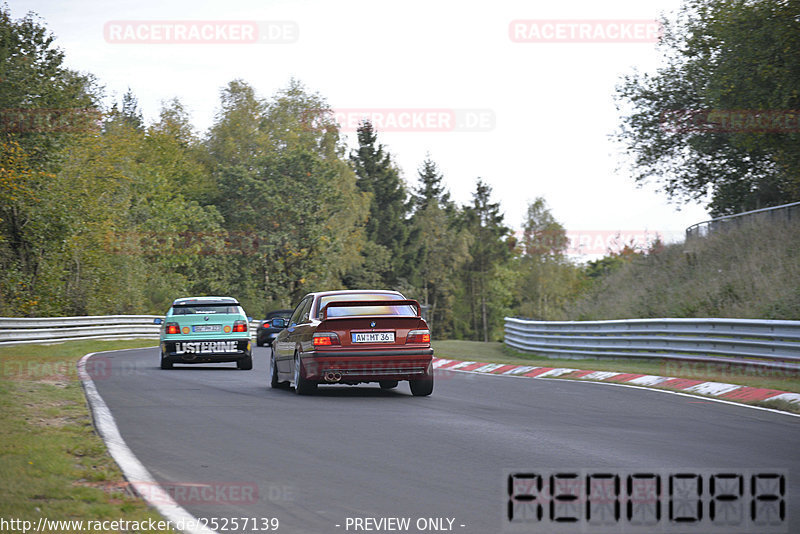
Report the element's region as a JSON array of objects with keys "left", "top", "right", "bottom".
[
  {"left": 406, "top": 329, "right": 430, "bottom": 344},
  {"left": 166, "top": 322, "right": 180, "bottom": 335},
  {"left": 313, "top": 332, "right": 340, "bottom": 346},
  {"left": 262, "top": 321, "right": 270, "bottom": 328},
  {"left": 232, "top": 320, "right": 248, "bottom": 333}
]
